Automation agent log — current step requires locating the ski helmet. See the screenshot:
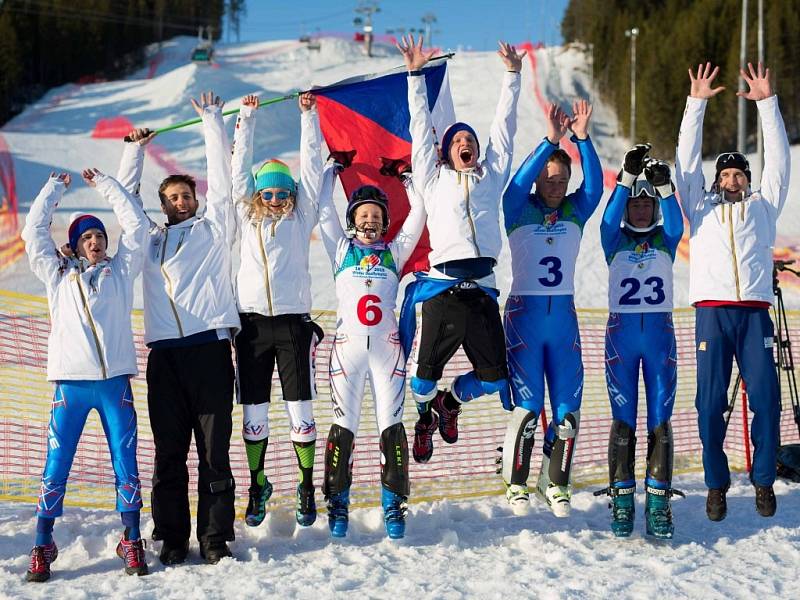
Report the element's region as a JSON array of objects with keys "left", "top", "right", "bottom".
[
  {"left": 623, "top": 176, "right": 661, "bottom": 233},
  {"left": 715, "top": 152, "right": 751, "bottom": 183},
  {"left": 346, "top": 185, "right": 389, "bottom": 234}
]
